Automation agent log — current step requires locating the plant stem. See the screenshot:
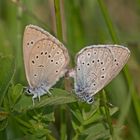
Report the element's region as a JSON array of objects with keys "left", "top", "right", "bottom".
[
  {"left": 54, "top": 1, "right": 67, "bottom": 140},
  {"left": 54, "top": 0, "right": 63, "bottom": 41},
  {"left": 98, "top": 0, "right": 119, "bottom": 43},
  {"left": 98, "top": 0, "right": 140, "bottom": 127},
  {"left": 101, "top": 90, "right": 114, "bottom": 136}
]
